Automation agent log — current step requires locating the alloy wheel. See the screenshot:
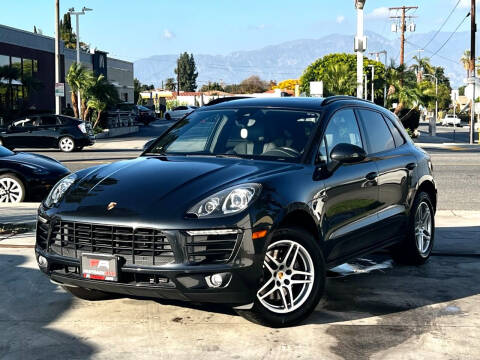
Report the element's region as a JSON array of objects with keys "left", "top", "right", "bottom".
[
  {"left": 257, "top": 240, "right": 315, "bottom": 314},
  {"left": 414, "top": 201, "right": 432, "bottom": 256},
  {"left": 59, "top": 137, "right": 74, "bottom": 152},
  {"left": 0, "top": 177, "right": 23, "bottom": 203}
]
